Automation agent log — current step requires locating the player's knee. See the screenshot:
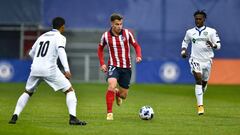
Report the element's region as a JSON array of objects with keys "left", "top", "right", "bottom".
[
  {"left": 108, "top": 85, "right": 117, "bottom": 91},
  {"left": 64, "top": 87, "right": 74, "bottom": 94},
  {"left": 24, "top": 90, "right": 33, "bottom": 96},
  {"left": 194, "top": 76, "right": 202, "bottom": 85}
]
